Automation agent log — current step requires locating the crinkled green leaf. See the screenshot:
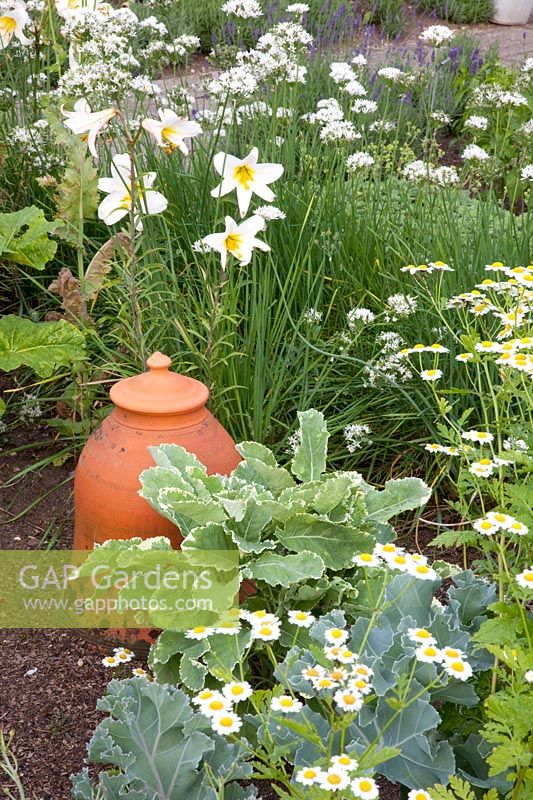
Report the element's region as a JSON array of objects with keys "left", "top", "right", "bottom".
[
  {"left": 0, "top": 205, "right": 58, "bottom": 270},
  {"left": 248, "top": 550, "right": 325, "bottom": 587},
  {"left": 0, "top": 314, "right": 86, "bottom": 377},
  {"left": 276, "top": 512, "right": 372, "bottom": 570},
  {"left": 291, "top": 409, "right": 329, "bottom": 482},
  {"left": 364, "top": 477, "right": 431, "bottom": 523}
]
